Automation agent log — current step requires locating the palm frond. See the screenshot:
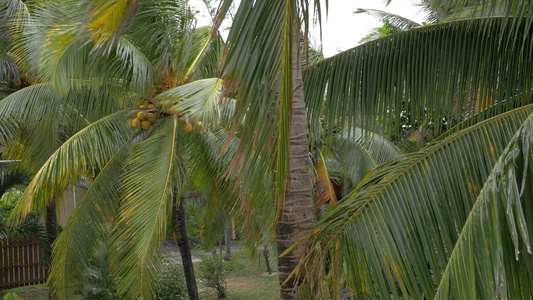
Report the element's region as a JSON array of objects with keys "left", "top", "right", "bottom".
[
  {"left": 0, "top": 167, "right": 29, "bottom": 197},
  {"left": 8, "top": 110, "right": 134, "bottom": 226},
  {"left": 185, "top": 127, "right": 275, "bottom": 251},
  {"left": 47, "top": 139, "right": 132, "bottom": 300},
  {"left": 86, "top": 0, "right": 137, "bottom": 45},
  {"left": 337, "top": 128, "right": 402, "bottom": 165},
  {"left": 325, "top": 128, "right": 401, "bottom": 190},
  {"left": 435, "top": 110, "right": 533, "bottom": 299},
  {"left": 313, "top": 148, "right": 337, "bottom": 210},
  {"left": 296, "top": 104, "right": 533, "bottom": 299},
  {"left": 0, "top": 83, "right": 57, "bottom": 126},
  {"left": 110, "top": 116, "right": 184, "bottom": 300},
  {"left": 185, "top": 26, "right": 224, "bottom": 80},
  {"left": 157, "top": 78, "right": 223, "bottom": 125},
  {"left": 305, "top": 17, "right": 533, "bottom": 143},
  {"left": 0, "top": 56, "right": 19, "bottom": 83}
]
